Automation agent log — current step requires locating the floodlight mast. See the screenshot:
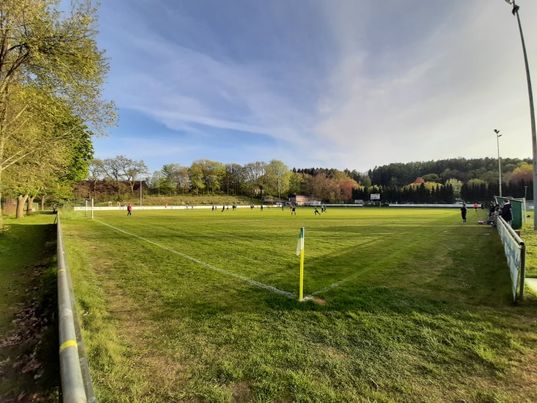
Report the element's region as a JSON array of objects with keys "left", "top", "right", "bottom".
[
  {"left": 494, "top": 129, "right": 503, "bottom": 197},
  {"left": 504, "top": 0, "right": 537, "bottom": 228},
  {"left": 139, "top": 179, "right": 143, "bottom": 206}
]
